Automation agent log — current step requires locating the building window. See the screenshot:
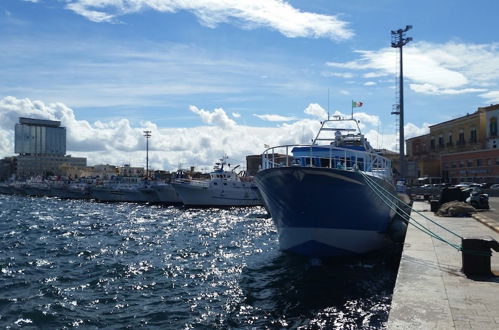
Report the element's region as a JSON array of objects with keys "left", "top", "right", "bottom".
[
  {"left": 467, "top": 159, "right": 473, "bottom": 167},
  {"left": 458, "top": 130, "right": 465, "bottom": 145},
  {"left": 430, "top": 137, "right": 435, "bottom": 150},
  {"left": 490, "top": 117, "right": 498, "bottom": 137},
  {"left": 487, "top": 159, "right": 492, "bottom": 166},
  {"left": 447, "top": 133, "right": 453, "bottom": 146},
  {"left": 476, "top": 159, "right": 482, "bottom": 167},
  {"left": 470, "top": 128, "right": 477, "bottom": 143},
  {"left": 438, "top": 135, "right": 444, "bottom": 147},
  {"left": 459, "top": 161, "right": 464, "bottom": 168}
]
